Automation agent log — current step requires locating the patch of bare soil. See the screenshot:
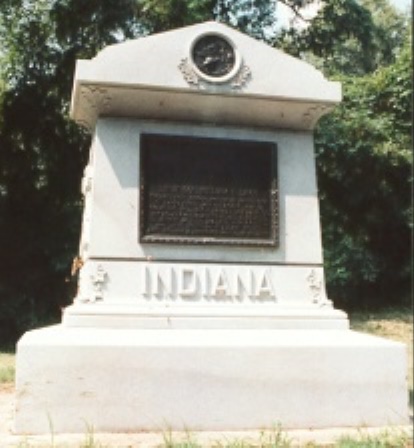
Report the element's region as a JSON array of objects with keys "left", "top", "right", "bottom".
[
  {"left": 0, "top": 383, "right": 14, "bottom": 436},
  {"left": 0, "top": 382, "right": 14, "bottom": 393}
]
